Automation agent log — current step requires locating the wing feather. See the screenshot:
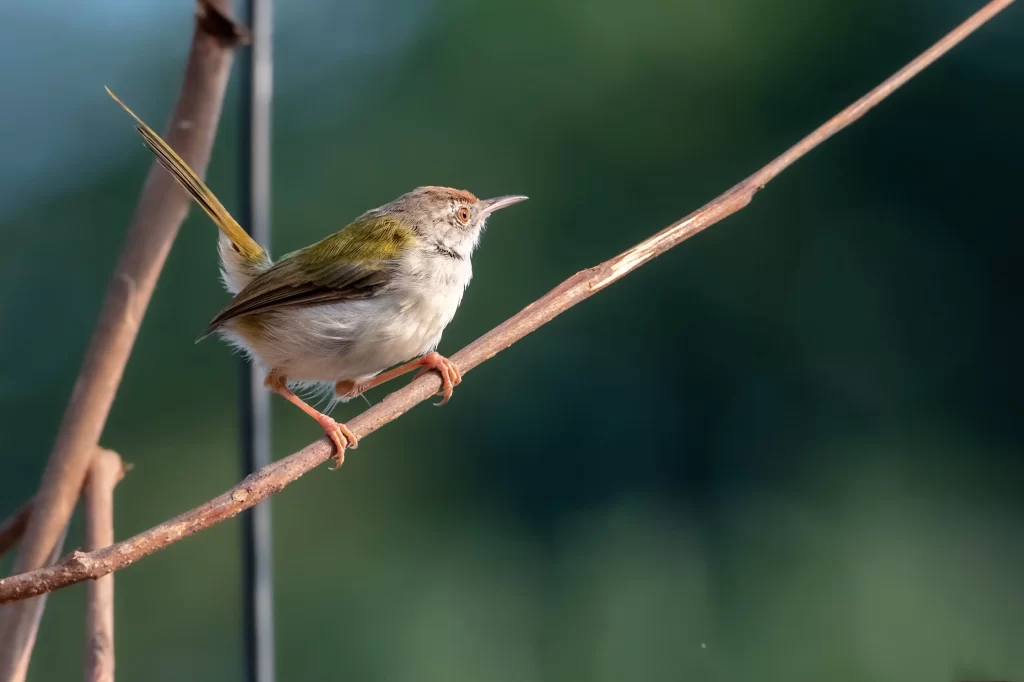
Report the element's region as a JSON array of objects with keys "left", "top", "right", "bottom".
[{"left": 198, "top": 215, "right": 415, "bottom": 340}]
